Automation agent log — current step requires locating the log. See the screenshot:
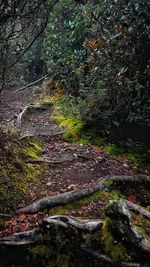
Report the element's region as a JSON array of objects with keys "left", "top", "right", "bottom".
[{"left": 16, "top": 175, "right": 149, "bottom": 214}]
